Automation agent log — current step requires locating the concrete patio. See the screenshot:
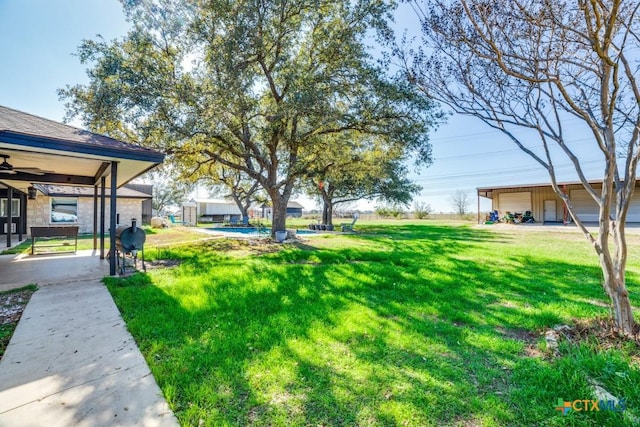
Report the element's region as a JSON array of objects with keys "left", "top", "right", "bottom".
[{"left": 0, "top": 251, "right": 178, "bottom": 426}]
